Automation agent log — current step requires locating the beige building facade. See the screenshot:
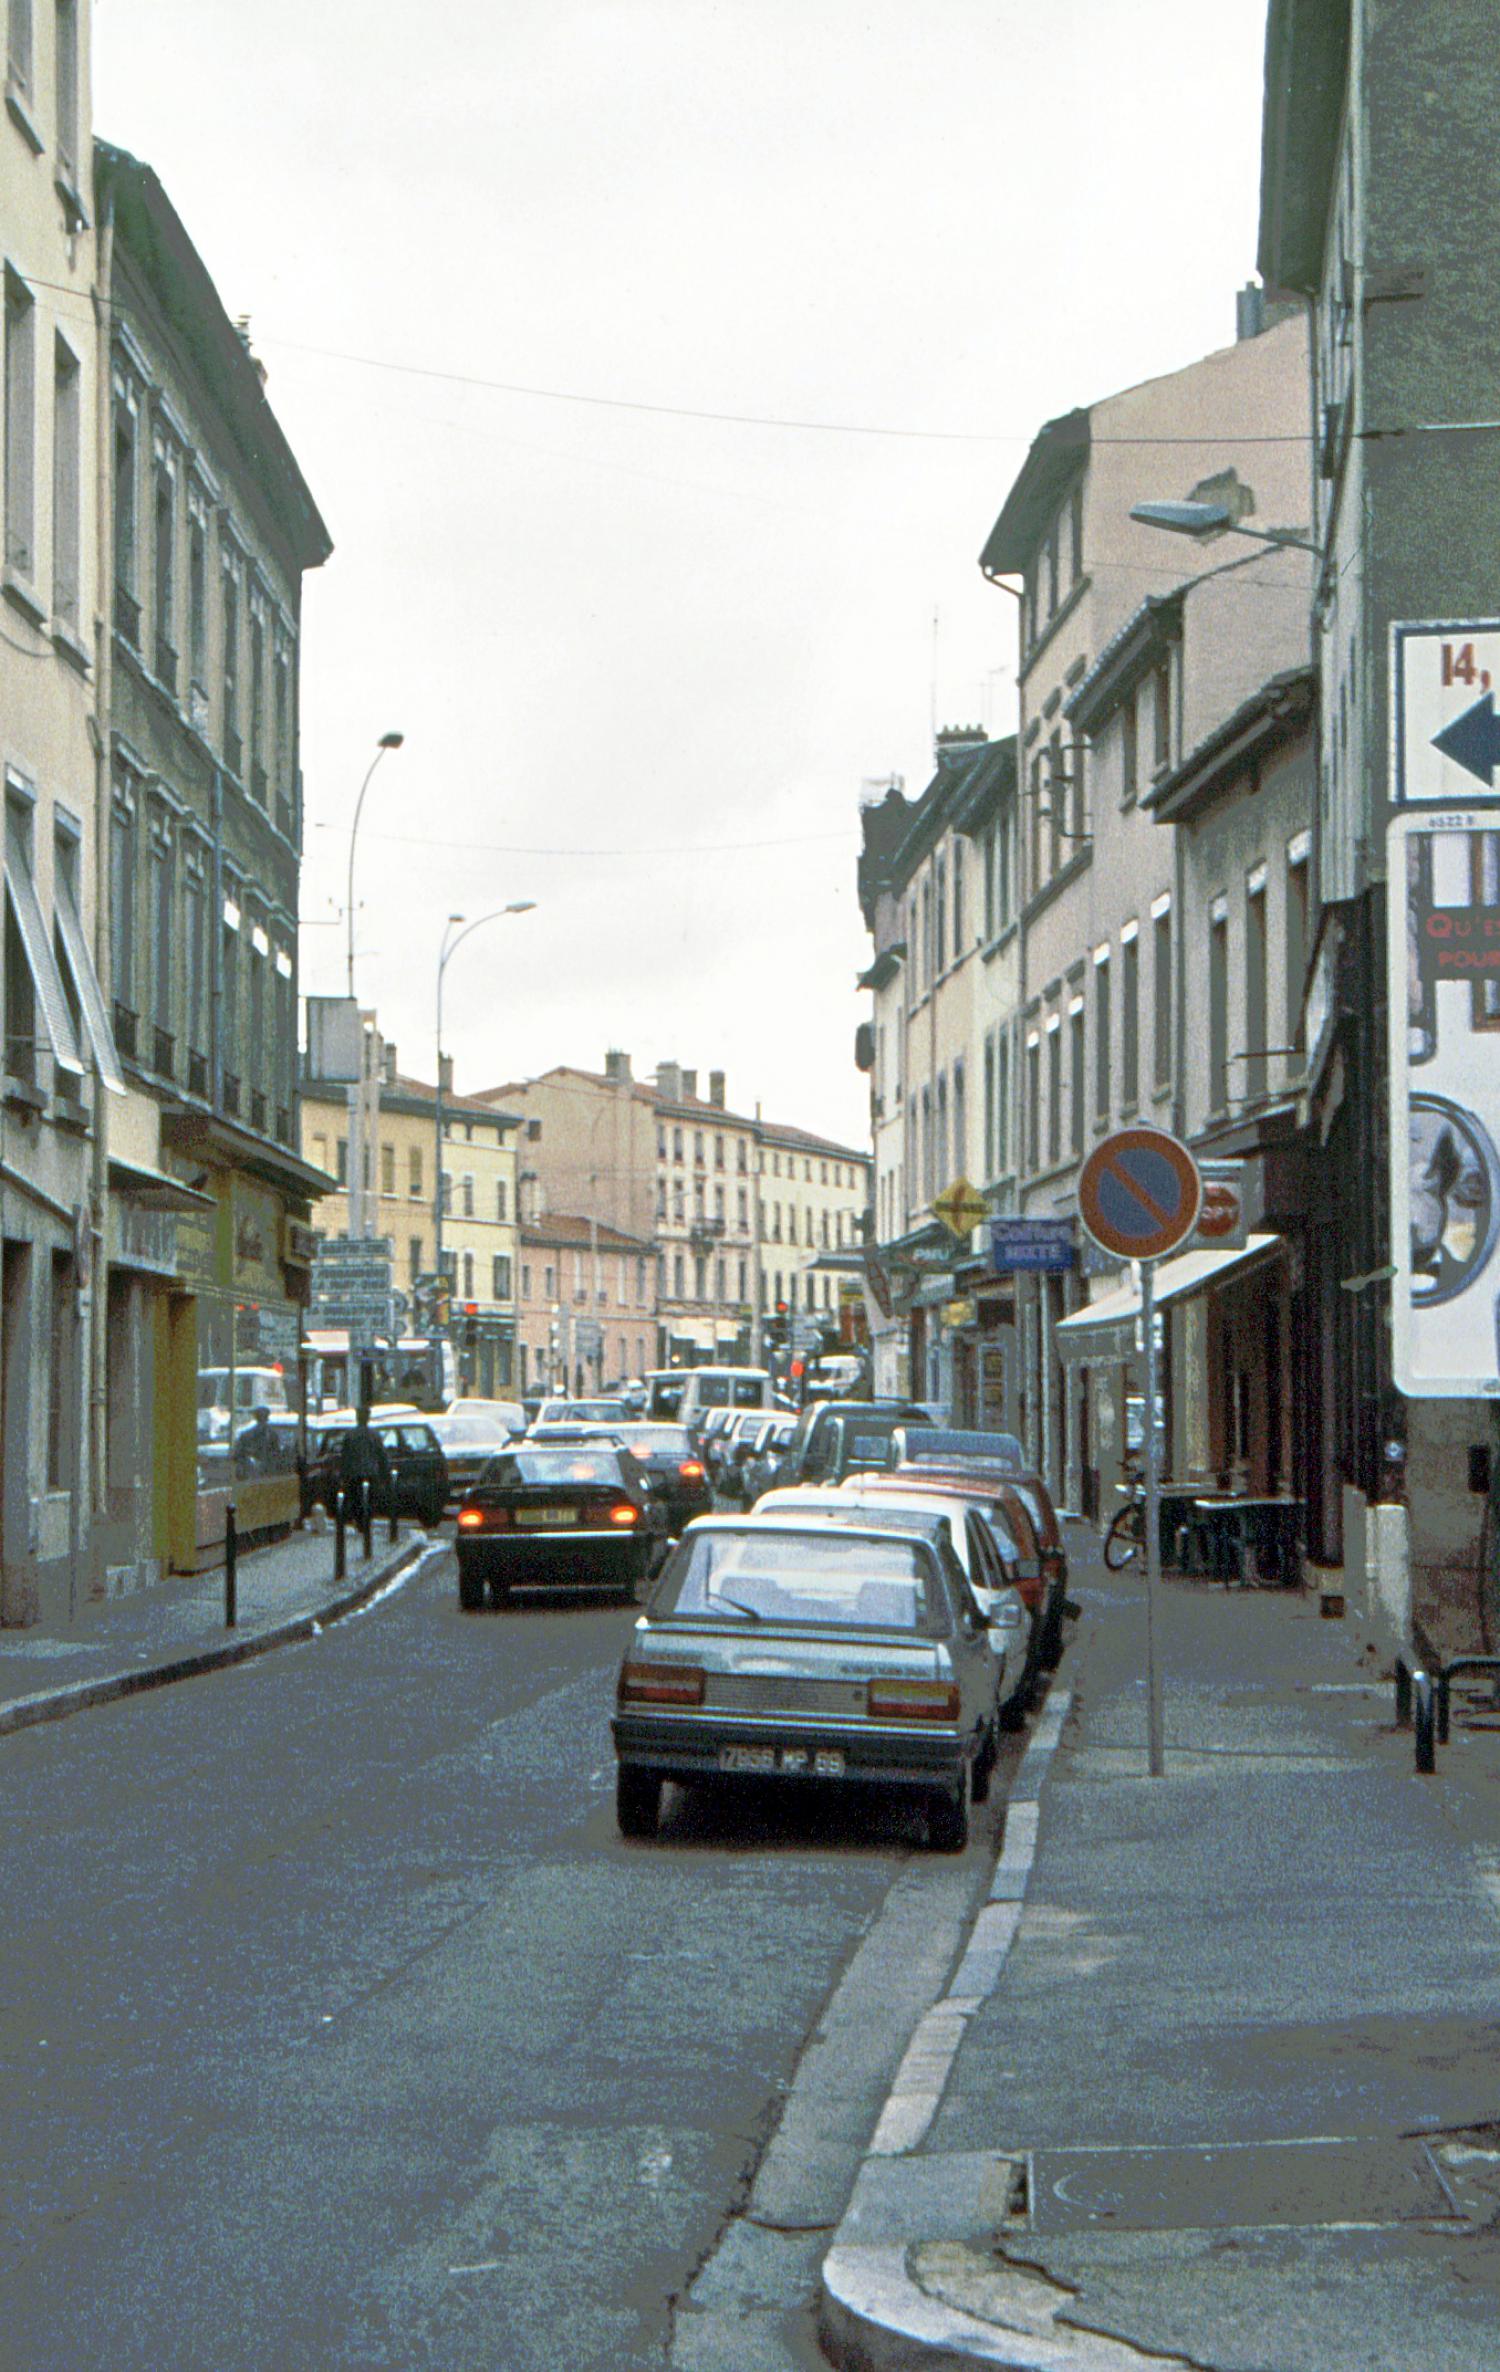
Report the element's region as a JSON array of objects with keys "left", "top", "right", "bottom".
[{"left": 517, "top": 1214, "right": 656, "bottom": 1395}]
